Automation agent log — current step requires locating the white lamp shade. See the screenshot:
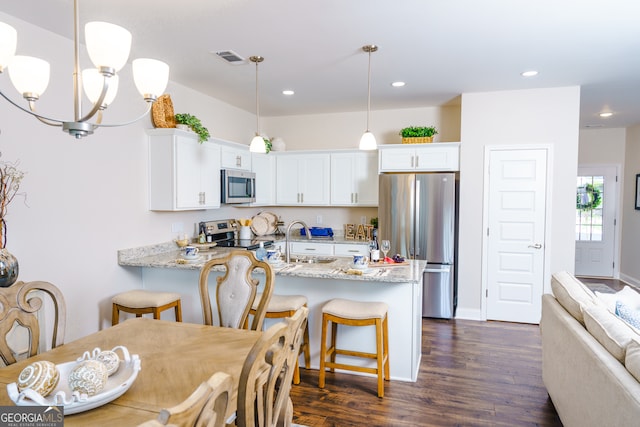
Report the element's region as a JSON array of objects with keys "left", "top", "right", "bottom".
[
  {"left": 249, "top": 135, "right": 267, "bottom": 153},
  {"left": 359, "top": 131, "right": 377, "bottom": 150},
  {"left": 132, "top": 58, "right": 169, "bottom": 98},
  {"left": 85, "top": 21, "right": 131, "bottom": 71},
  {"left": 8, "top": 55, "right": 50, "bottom": 97},
  {"left": 0, "top": 22, "right": 17, "bottom": 69},
  {"left": 82, "top": 68, "right": 119, "bottom": 106}
]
